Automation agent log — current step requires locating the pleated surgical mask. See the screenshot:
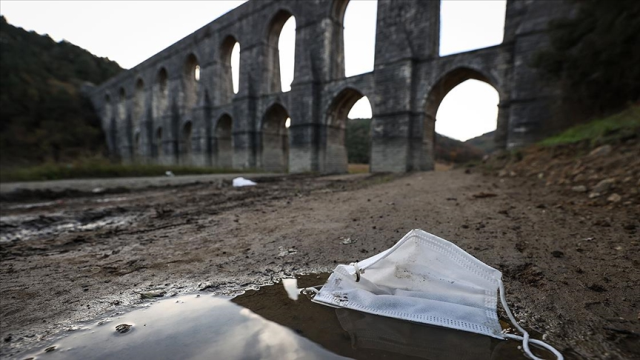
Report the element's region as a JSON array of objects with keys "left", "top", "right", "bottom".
[{"left": 311, "top": 229, "right": 563, "bottom": 360}]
